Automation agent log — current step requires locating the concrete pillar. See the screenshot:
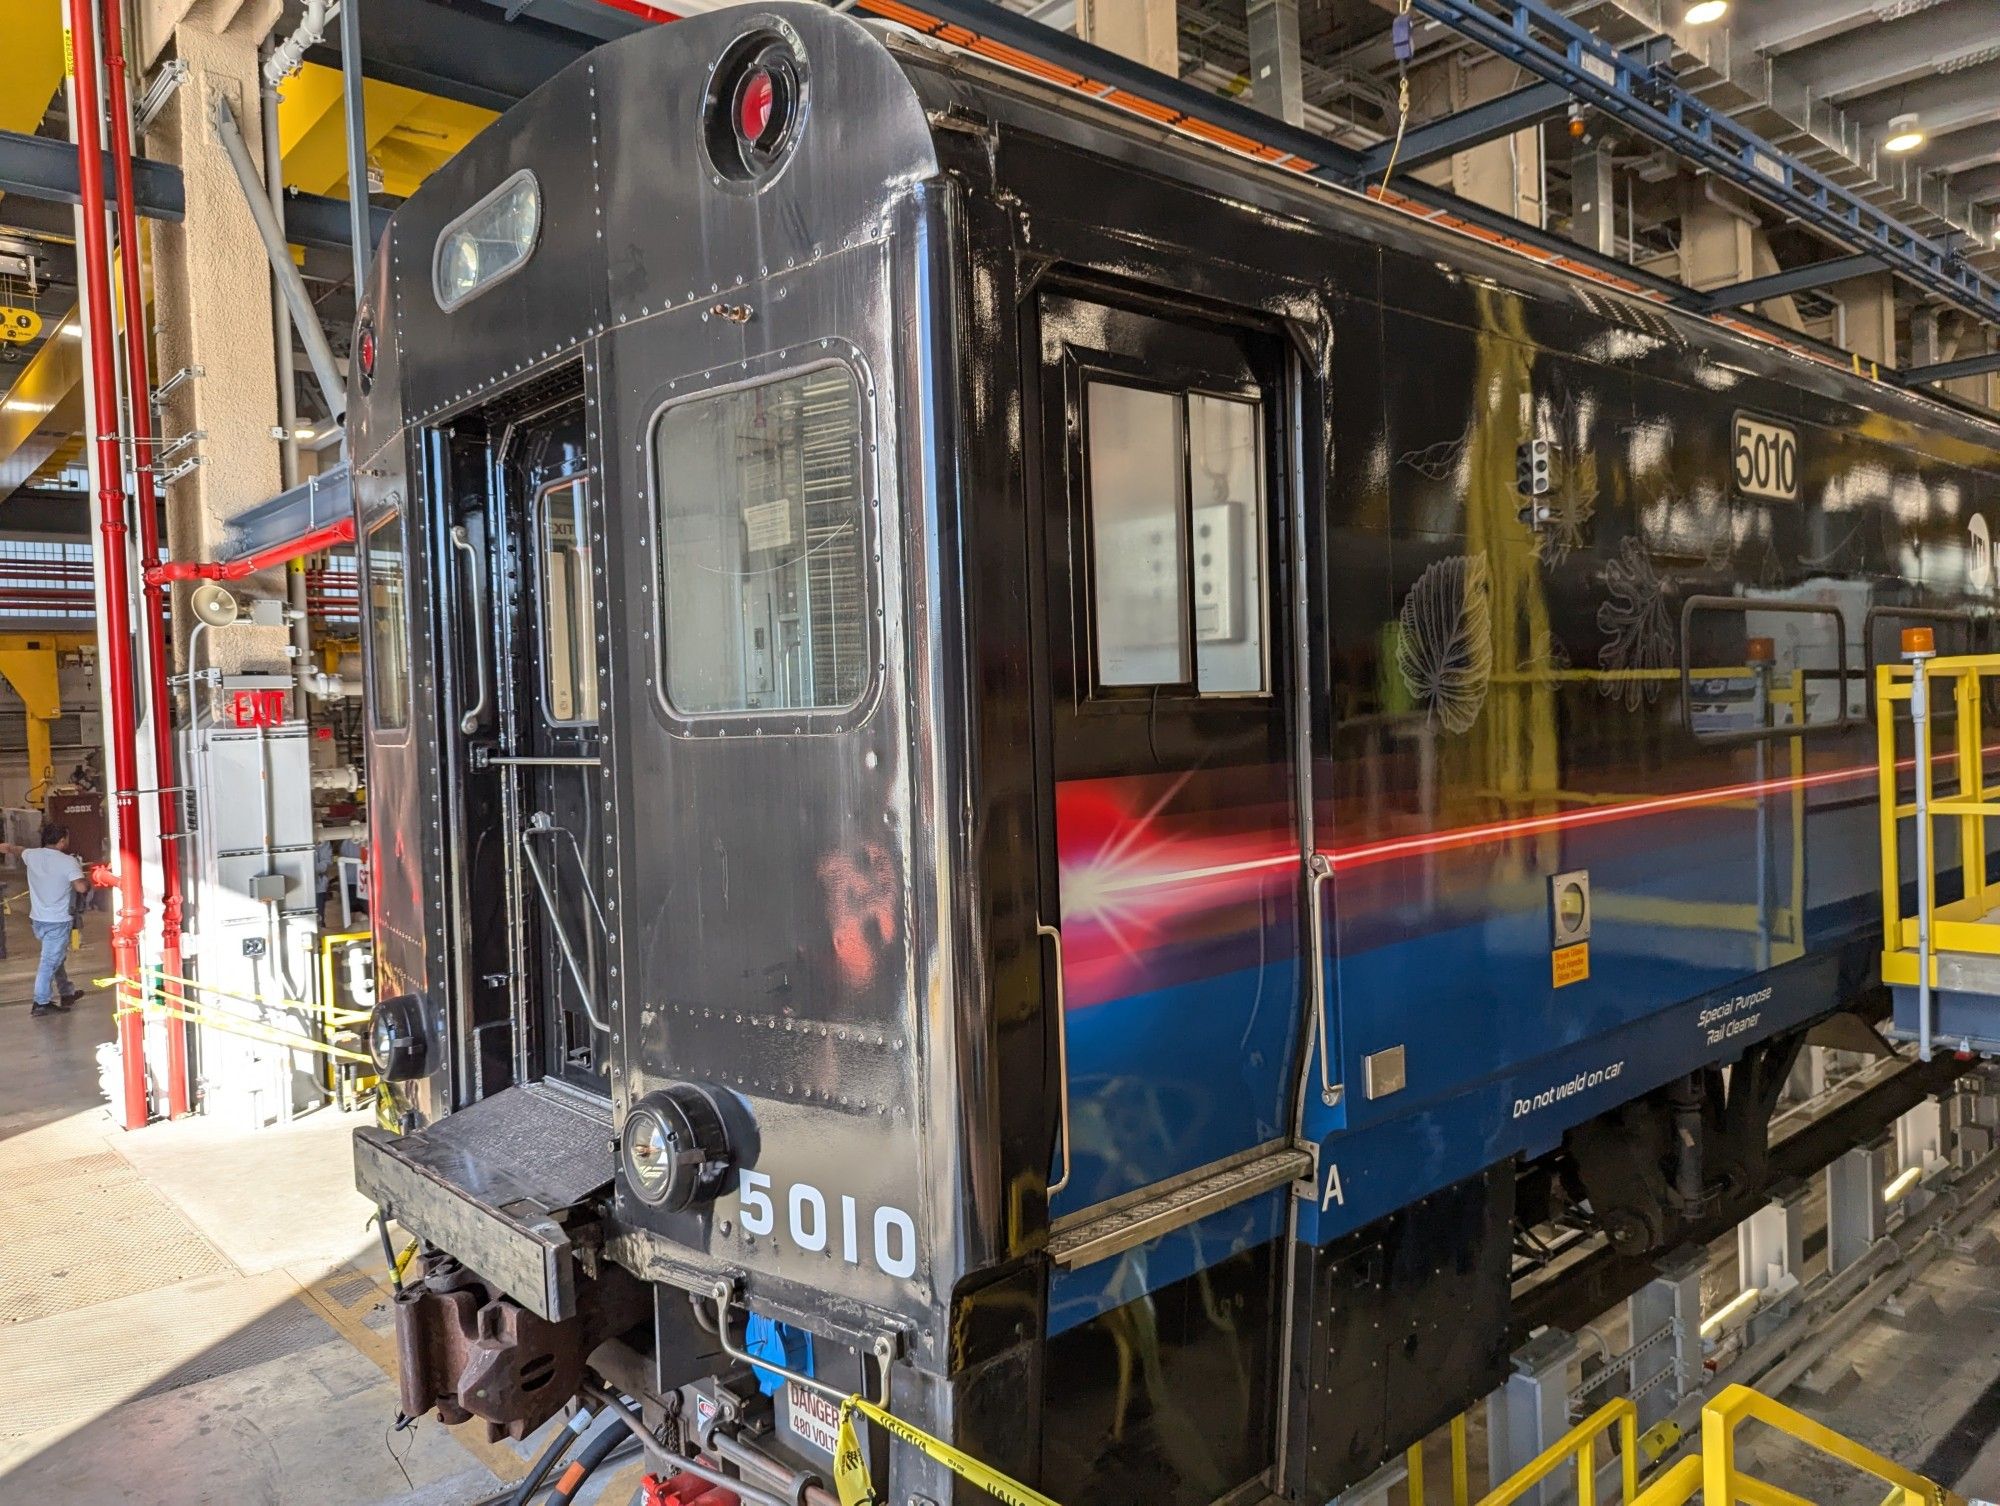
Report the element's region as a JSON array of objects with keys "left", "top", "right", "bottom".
[
  {"left": 1677, "top": 181, "right": 1804, "bottom": 330},
  {"left": 1246, "top": 0, "right": 1303, "bottom": 127},
  {"left": 1735, "top": 1177, "right": 1807, "bottom": 1340},
  {"left": 1441, "top": 54, "right": 1542, "bottom": 225},
  {"left": 1076, "top": 0, "right": 1178, "bottom": 75},
  {"left": 1826, "top": 1135, "right": 1890, "bottom": 1276},
  {"left": 1628, "top": 1248, "right": 1703, "bottom": 1434},
  {"left": 1828, "top": 272, "right": 1898, "bottom": 370},
  {"left": 1487, "top": 1329, "right": 1576, "bottom": 1506},
  {"left": 137, "top": 0, "right": 291, "bottom": 687}
]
